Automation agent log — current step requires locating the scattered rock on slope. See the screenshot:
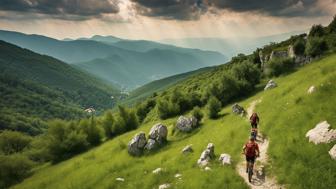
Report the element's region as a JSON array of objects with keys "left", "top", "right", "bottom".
[
  {"left": 176, "top": 116, "right": 198, "bottom": 132},
  {"left": 144, "top": 139, "right": 158, "bottom": 151},
  {"left": 159, "top": 183, "right": 171, "bottom": 189},
  {"left": 264, "top": 80, "right": 277, "bottom": 90},
  {"left": 306, "top": 121, "right": 336, "bottom": 144},
  {"left": 152, "top": 168, "right": 163, "bottom": 174},
  {"left": 308, "top": 85, "right": 316, "bottom": 94},
  {"left": 182, "top": 144, "right": 193, "bottom": 154},
  {"left": 197, "top": 143, "right": 215, "bottom": 167},
  {"left": 218, "top": 153, "right": 231, "bottom": 165},
  {"left": 329, "top": 145, "right": 336, "bottom": 160},
  {"left": 232, "top": 103, "right": 245, "bottom": 115},
  {"left": 149, "top": 123, "right": 168, "bottom": 144},
  {"left": 128, "top": 132, "right": 147, "bottom": 156}
]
